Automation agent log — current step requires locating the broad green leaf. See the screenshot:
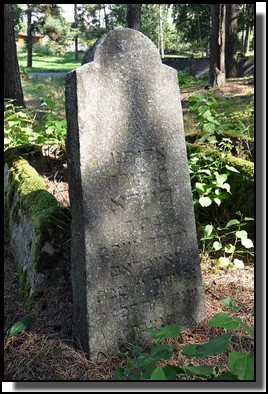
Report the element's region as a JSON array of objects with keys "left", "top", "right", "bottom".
[
  {"left": 203, "top": 123, "right": 216, "bottom": 132},
  {"left": 129, "top": 373, "right": 141, "bottom": 380},
  {"left": 199, "top": 196, "right": 212, "bottom": 207},
  {"left": 226, "top": 219, "right": 240, "bottom": 227},
  {"left": 136, "top": 354, "right": 151, "bottom": 367},
  {"left": 212, "top": 371, "right": 238, "bottom": 380},
  {"left": 112, "top": 368, "right": 126, "bottom": 380},
  {"left": 150, "top": 365, "right": 166, "bottom": 380},
  {"left": 241, "top": 238, "right": 253, "bottom": 248},
  {"left": 132, "top": 346, "right": 142, "bottom": 357},
  {"left": 183, "top": 364, "right": 214, "bottom": 378},
  {"left": 221, "top": 183, "right": 231, "bottom": 193},
  {"left": 162, "top": 365, "right": 184, "bottom": 380},
  {"left": 217, "top": 256, "right": 231, "bottom": 267},
  {"left": 220, "top": 297, "right": 242, "bottom": 312},
  {"left": 127, "top": 359, "right": 135, "bottom": 370},
  {"left": 215, "top": 173, "right": 228, "bottom": 185},
  {"left": 213, "top": 197, "right": 222, "bottom": 206},
  {"left": 225, "top": 165, "right": 240, "bottom": 173},
  {"left": 140, "top": 365, "right": 155, "bottom": 380},
  {"left": 198, "top": 169, "right": 211, "bottom": 176},
  {"left": 192, "top": 93, "right": 204, "bottom": 101},
  {"left": 149, "top": 344, "right": 173, "bottom": 361},
  {"left": 233, "top": 318, "right": 254, "bottom": 339},
  {"left": 224, "top": 244, "right": 236, "bottom": 254},
  {"left": 16, "top": 111, "right": 28, "bottom": 118},
  {"left": 5, "top": 315, "right": 35, "bottom": 340},
  {"left": 195, "top": 182, "right": 206, "bottom": 194},
  {"left": 236, "top": 230, "right": 248, "bottom": 239},
  {"left": 8, "top": 120, "right": 20, "bottom": 127},
  {"left": 181, "top": 334, "right": 231, "bottom": 358},
  {"left": 233, "top": 259, "right": 245, "bottom": 269},
  {"left": 147, "top": 323, "right": 181, "bottom": 343},
  {"left": 228, "top": 352, "right": 254, "bottom": 380},
  {"left": 213, "top": 241, "right": 222, "bottom": 251},
  {"left": 206, "top": 312, "right": 240, "bottom": 330},
  {"left": 207, "top": 136, "right": 217, "bottom": 144},
  {"left": 203, "top": 224, "right": 213, "bottom": 238}
]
